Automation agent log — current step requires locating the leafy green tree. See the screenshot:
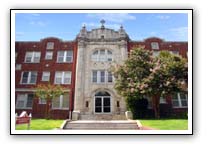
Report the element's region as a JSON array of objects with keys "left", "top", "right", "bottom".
[
  {"left": 35, "top": 84, "right": 64, "bottom": 119},
  {"left": 113, "top": 48, "right": 187, "bottom": 118}
]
